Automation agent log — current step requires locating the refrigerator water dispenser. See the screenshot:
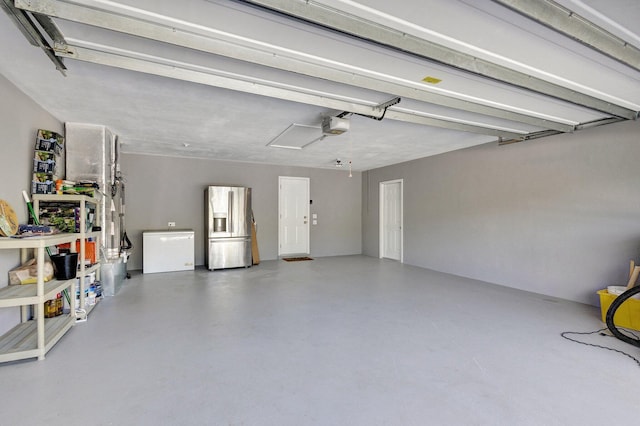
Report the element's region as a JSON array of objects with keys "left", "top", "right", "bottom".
[{"left": 213, "top": 213, "right": 227, "bottom": 232}]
